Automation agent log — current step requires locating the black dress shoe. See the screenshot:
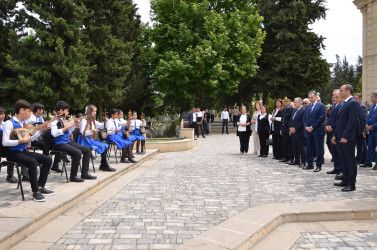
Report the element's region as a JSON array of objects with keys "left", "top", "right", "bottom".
[
  {"left": 279, "top": 158, "right": 287, "bottom": 162},
  {"left": 334, "top": 181, "right": 347, "bottom": 187},
  {"left": 326, "top": 169, "right": 339, "bottom": 174},
  {"left": 289, "top": 162, "right": 300, "bottom": 165},
  {"left": 359, "top": 164, "right": 372, "bottom": 168},
  {"left": 70, "top": 176, "right": 84, "bottom": 182},
  {"left": 120, "top": 158, "right": 130, "bottom": 163},
  {"left": 22, "top": 175, "right": 30, "bottom": 182},
  {"left": 335, "top": 173, "right": 344, "bottom": 180},
  {"left": 136, "top": 151, "right": 141, "bottom": 155},
  {"left": 6, "top": 175, "right": 18, "bottom": 183},
  {"left": 303, "top": 165, "right": 314, "bottom": 170},
  {"left": 258, "top": 155, "right": 263, "bottom": 157},
  {"left": 51, "top": 166, "right": 63, "bottom": 173},
  {"left": 81, "top": 173, "right": 97, "bottom": 180},
  {"left": 341, "top": 185, "right": 356, "bottom": 192},
  {"left": 129, "top": 159, "right": 138, "bottom": 163},
  {"left": 314, "top": 167, "right": 321, "bottom": 172},
  {"left": 99, "top": 165, "right": 116, "bottom": 172},
  {"left": 373, "top": 165, "right": 377, "bottom": 170}
]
